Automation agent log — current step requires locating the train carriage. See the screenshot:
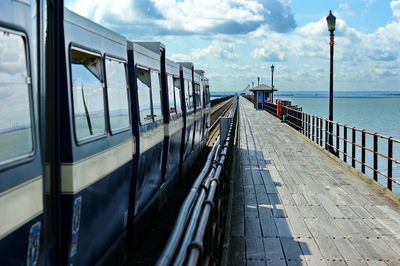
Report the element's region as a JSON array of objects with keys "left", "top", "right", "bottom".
[
  {"left": 179, "top": 63, "right": 195, "bottom": 173},
  {"left": 0, "top": 2, "right": 211, "bottom": 264},
  {"left": 163, "top": 59, "right": 185, "bottom": 192},
  {"left": 59, "top": 9, "right": 134, "bottom": 265},
  {"left": 0, "top": 1, "right": 43, "bottom": 265},
  {"left": 127, "top": 41, "right": 166, "bottom": 218}
]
